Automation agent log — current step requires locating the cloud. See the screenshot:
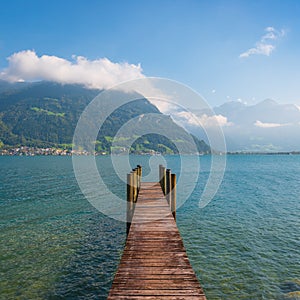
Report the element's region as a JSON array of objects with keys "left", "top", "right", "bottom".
[
  {"left": 254, "top": 120, "right": 287, "bottom": 128},
  {"left": 199, "top": 114, "right": 233, "bottom": 128},
  {"left": 174, "top": 111, "right": 200, "bottom": 126},
  {"left": 0, "top": 50, "right": 145, "bottom": 89},
  {"left": 240, "top": 44, "right": 275, "bottom": 58},
  {"left": 239, "top": 27, "right": 285, "bottom": 58},
  {"left": 175, "top": 111, "right": 233, "bottom": 128}
]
